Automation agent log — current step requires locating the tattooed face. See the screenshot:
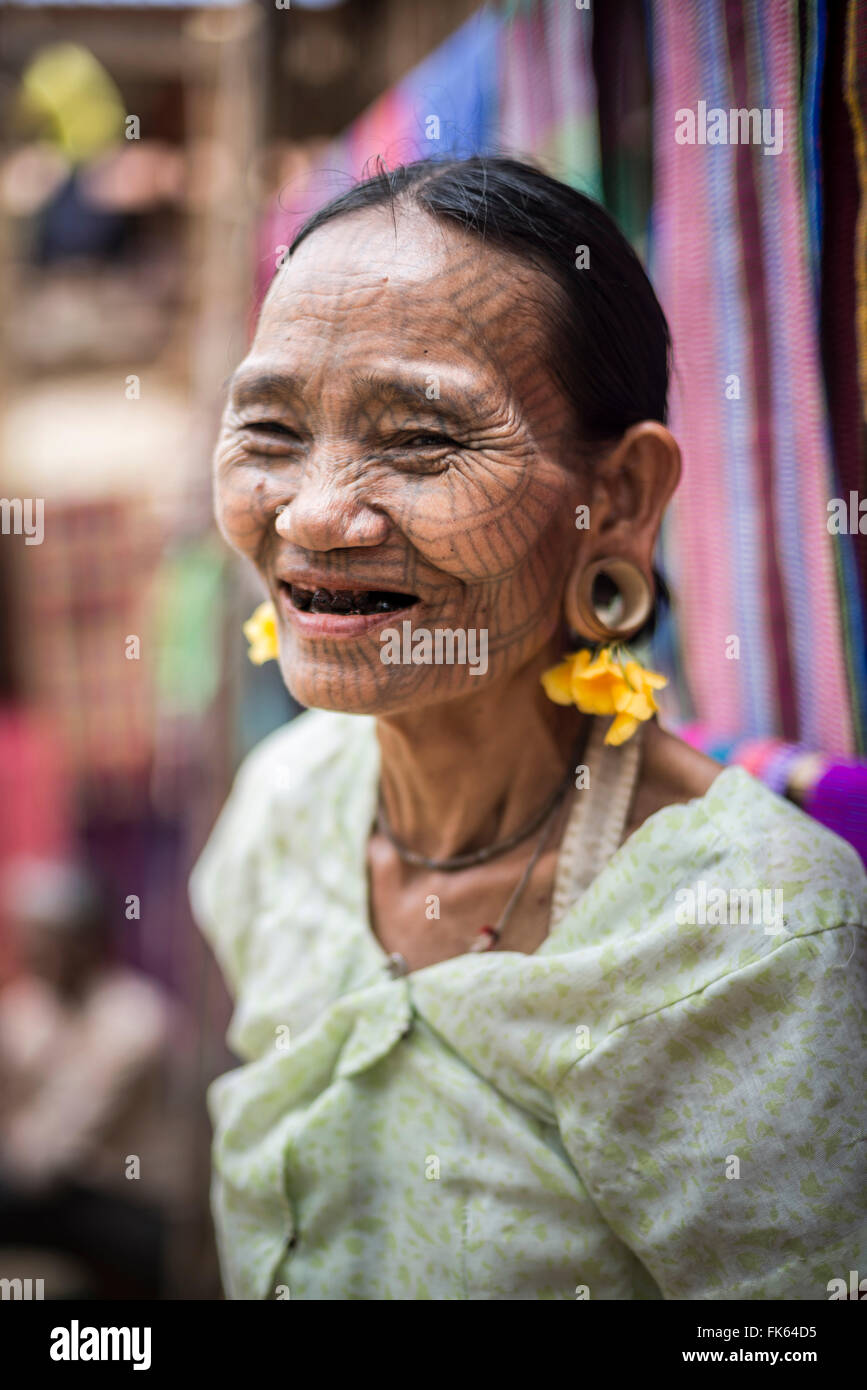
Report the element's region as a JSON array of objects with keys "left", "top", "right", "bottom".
[{"left": 214, "top": 204, "right": 588, "bottom": 714}]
